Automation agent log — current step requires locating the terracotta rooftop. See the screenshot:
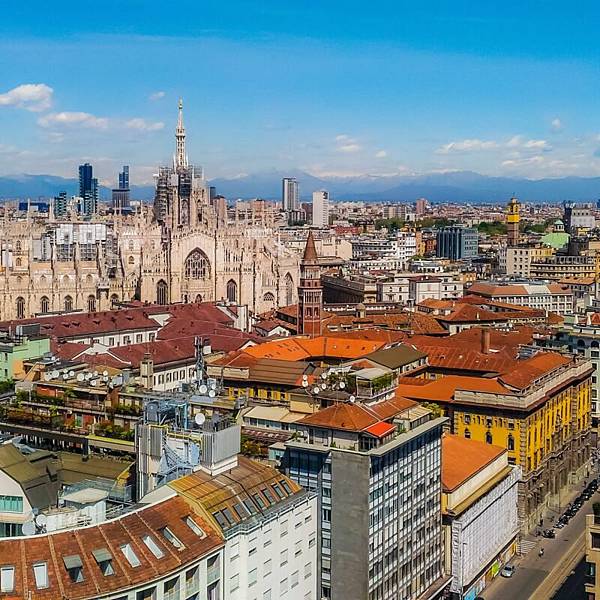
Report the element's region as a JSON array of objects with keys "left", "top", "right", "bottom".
[
  {"left": 0, "top": 495, "right": 223, "bottom": 600},
  {"left": 442, "top": 434, "right": 506, "bottom": 492},
  {"left": 499, "top": 351, "right": 571, "bottom": 390}
]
